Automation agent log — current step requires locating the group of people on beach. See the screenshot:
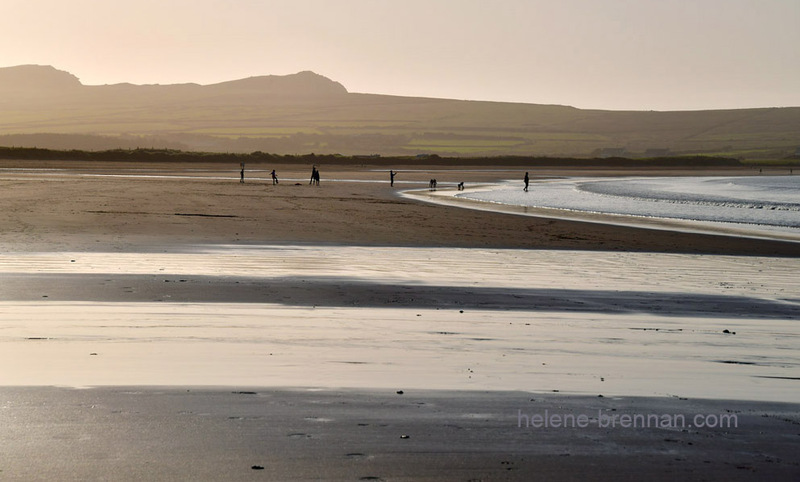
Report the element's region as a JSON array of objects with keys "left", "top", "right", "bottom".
[
  {"left": 239, "top": 165, "right": 321, "bottom": 186},
  {"left": 243, "top": 165, "right": 532, "bottom": 192},
  {"left": 392, "top": 170, "right": 530, "bottom": 192}
]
